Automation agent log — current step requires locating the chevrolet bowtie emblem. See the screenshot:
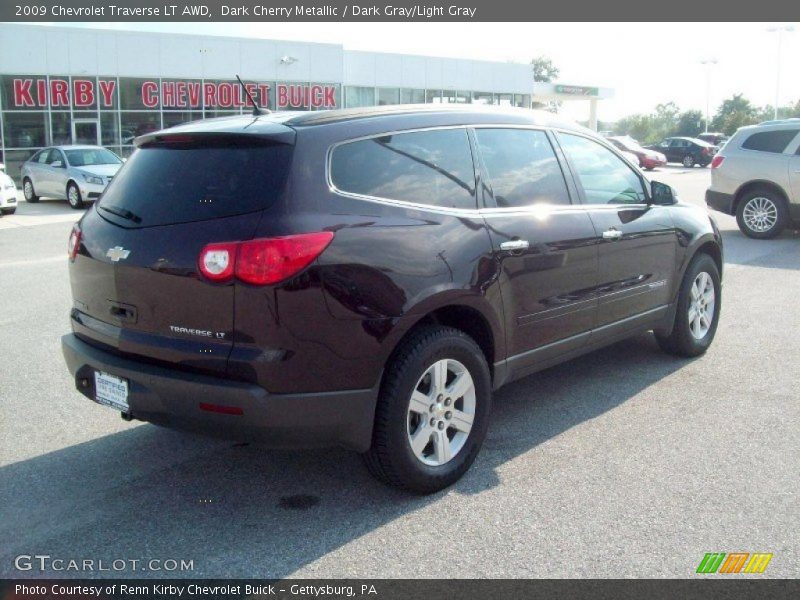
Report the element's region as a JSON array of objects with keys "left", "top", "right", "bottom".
[{"left": 106, "top": 246, "right": 130, "bottom": 262}]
